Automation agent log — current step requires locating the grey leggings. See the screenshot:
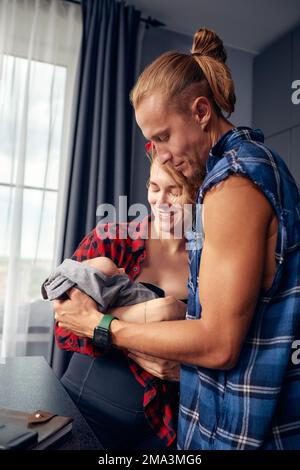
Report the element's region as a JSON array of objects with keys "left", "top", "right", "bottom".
[{"left": 61, "top": 350, "right": 179, "bottom": 450}]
